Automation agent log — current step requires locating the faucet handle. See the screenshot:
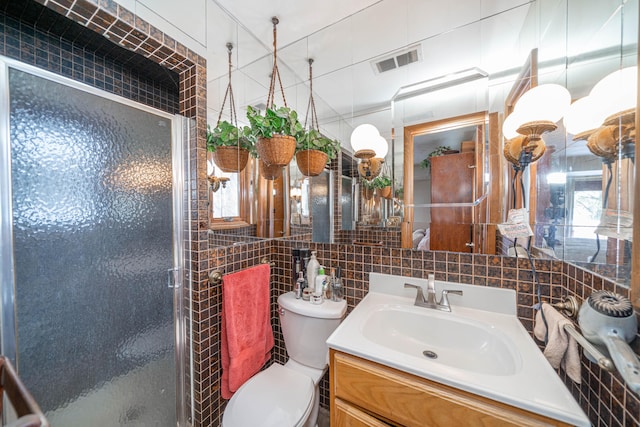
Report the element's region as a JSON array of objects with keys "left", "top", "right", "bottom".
[
  {"left": 439, "top": 289, "right": 463, "bottom": 310},
  {"left": 404, "top": 283, "right": 426, "bottom": 303}
]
